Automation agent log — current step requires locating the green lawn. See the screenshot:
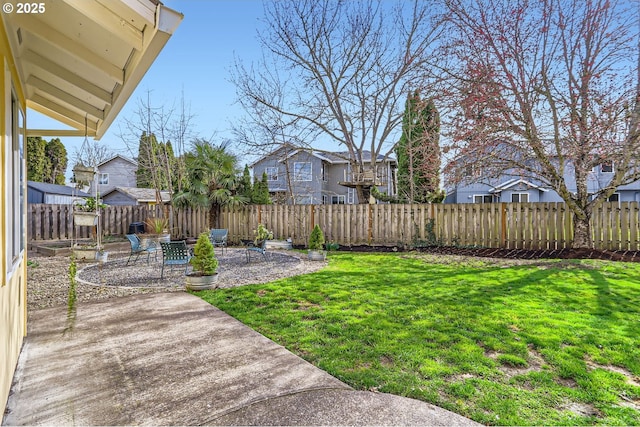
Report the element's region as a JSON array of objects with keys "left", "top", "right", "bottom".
[{"left": 196, "top": 252, "right": 640, "bottom": 426}]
